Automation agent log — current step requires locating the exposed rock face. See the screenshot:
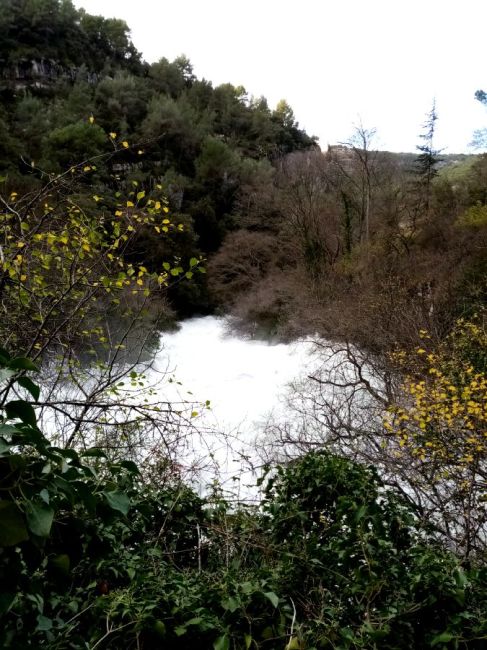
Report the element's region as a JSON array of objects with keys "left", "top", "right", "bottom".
[{"left": 0, "top": 58, "right": 98, "bottom": 86}]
